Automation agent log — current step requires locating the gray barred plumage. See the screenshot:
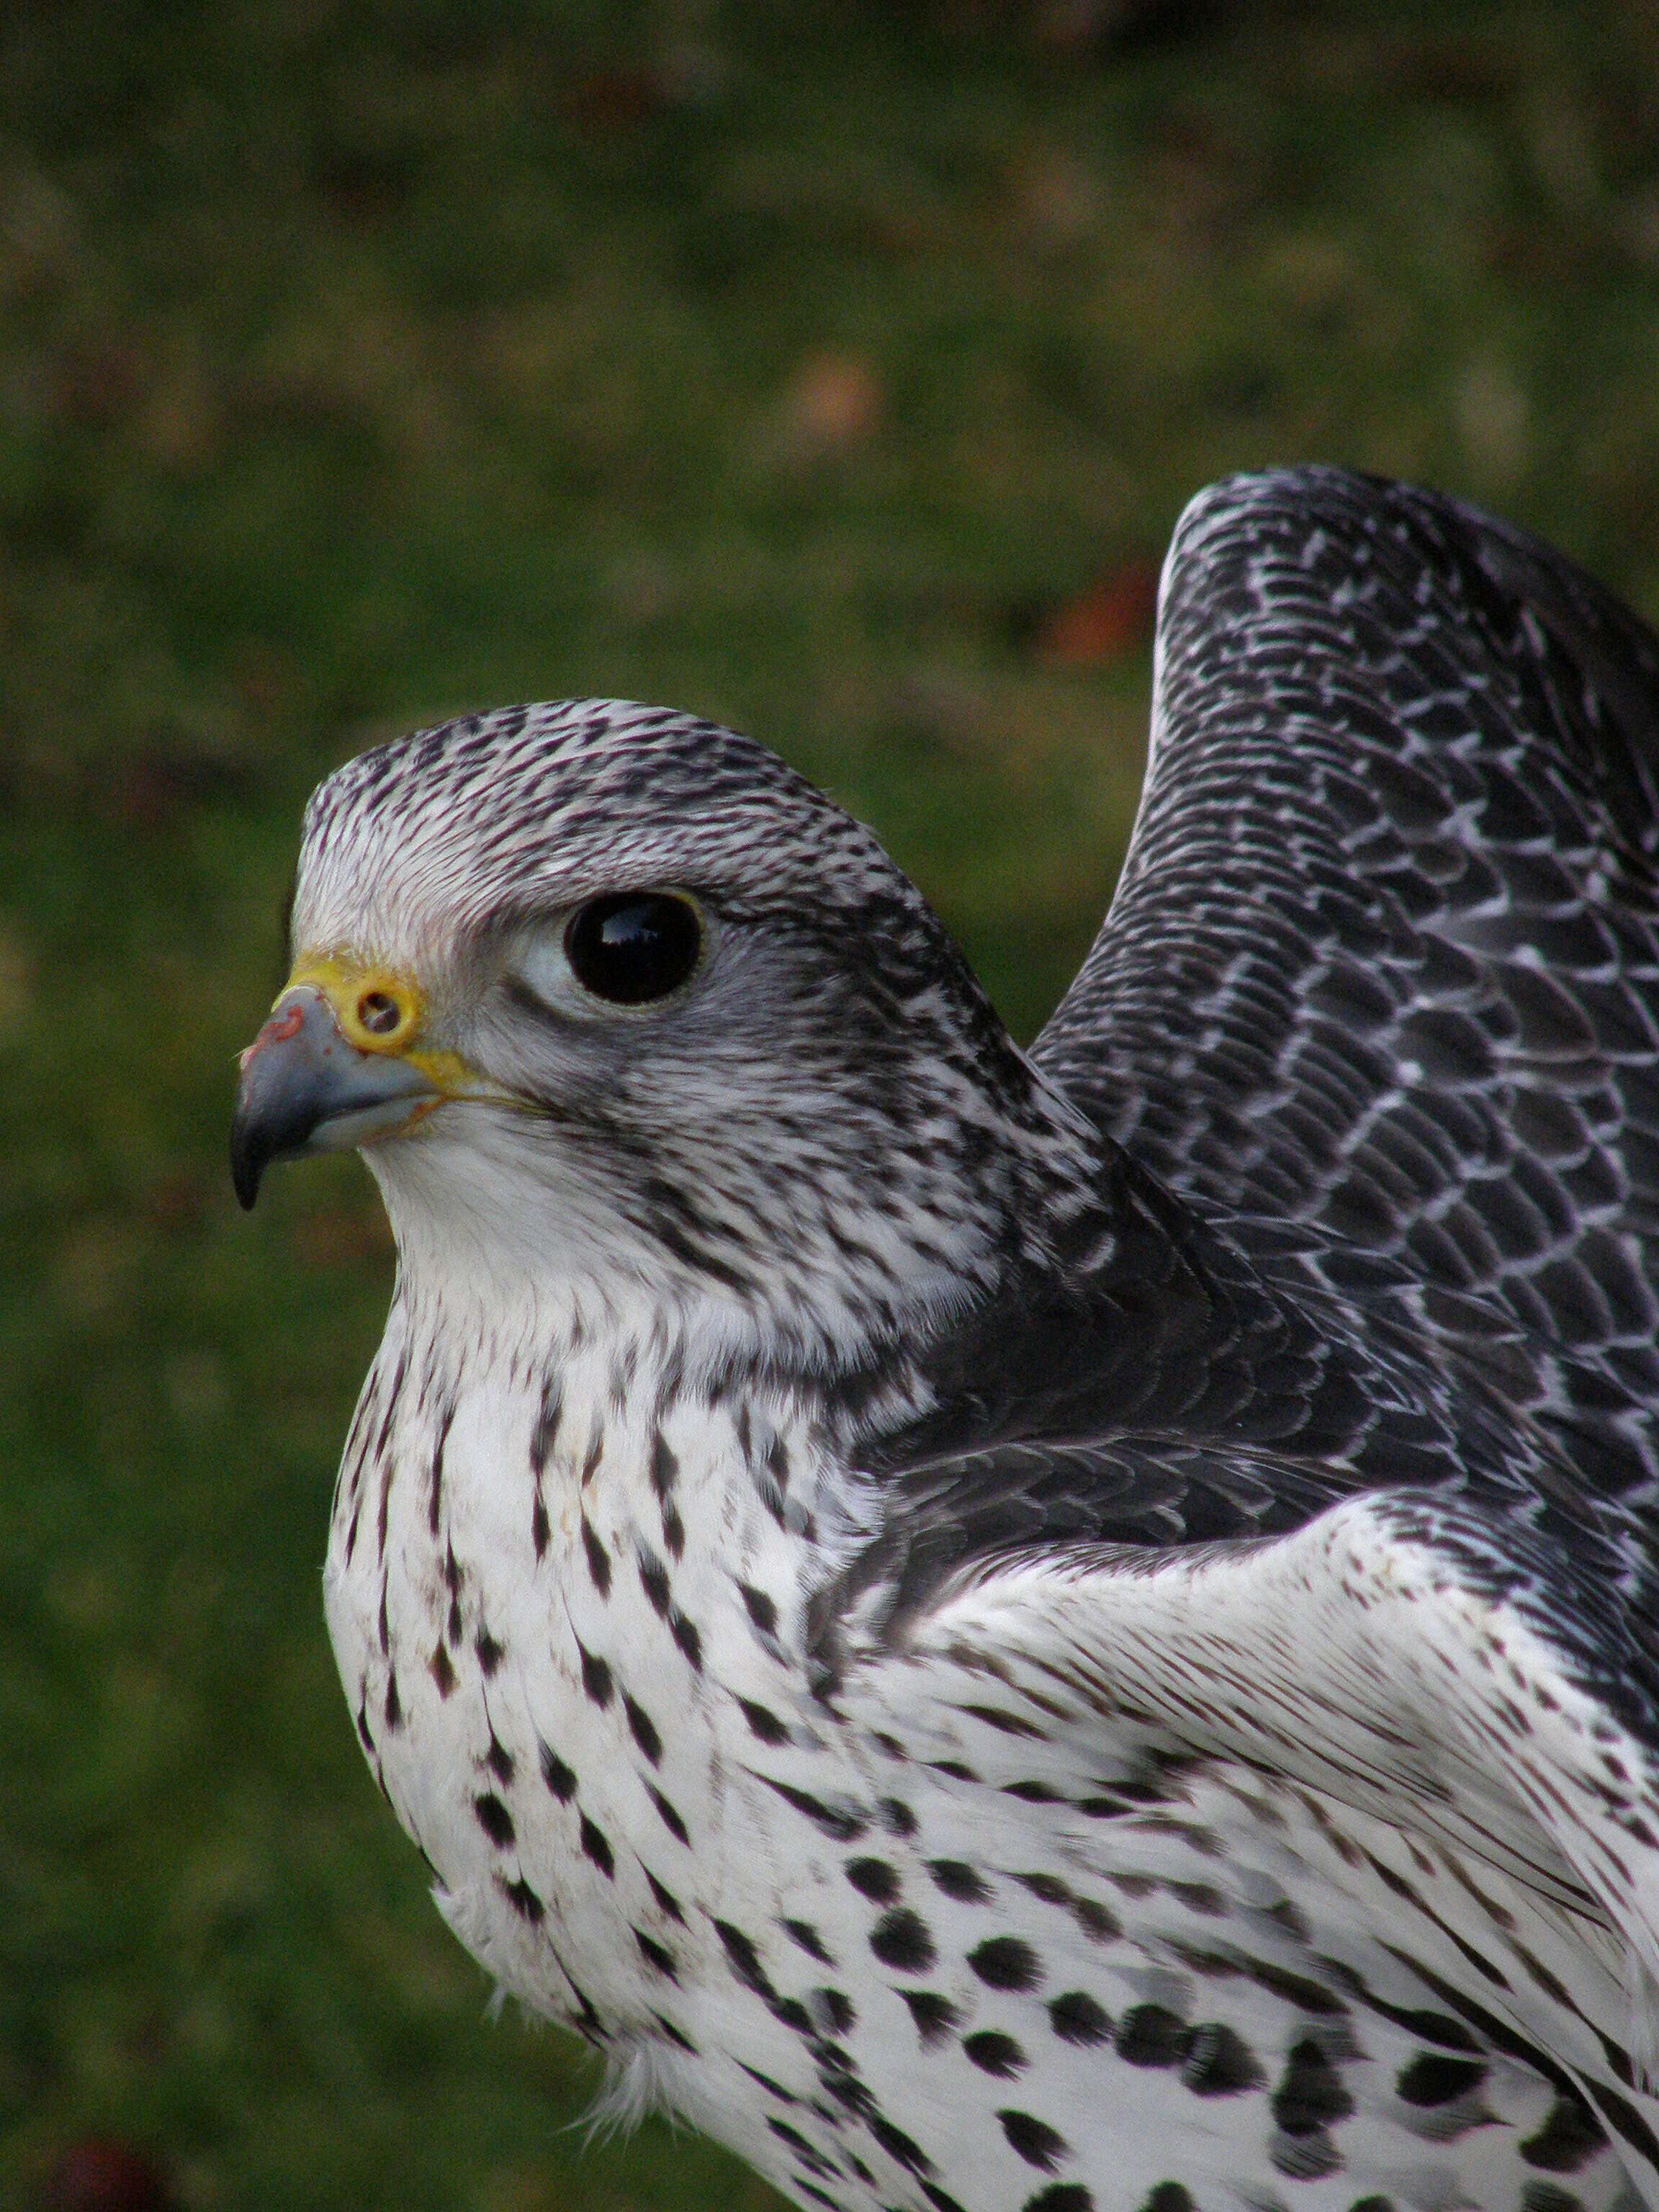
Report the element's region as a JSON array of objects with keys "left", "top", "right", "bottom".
[{"left": 235, "top": 467, "right": 1659, "bottom": 2212}]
